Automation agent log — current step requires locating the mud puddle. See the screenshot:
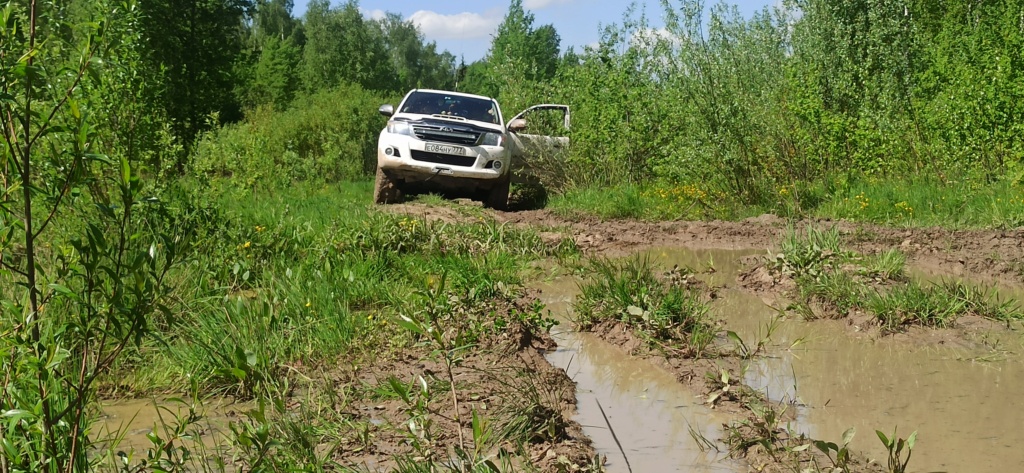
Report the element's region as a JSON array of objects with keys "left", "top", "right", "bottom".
[
  {"left": 533, "top": 277, "right": 745, "bottom": 473},
  {"left": 651, "top": 247, "right": 1024, "bottom": 473},
  {"left": 95, "top": 397, "right": 246, "bottom": 455}
]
